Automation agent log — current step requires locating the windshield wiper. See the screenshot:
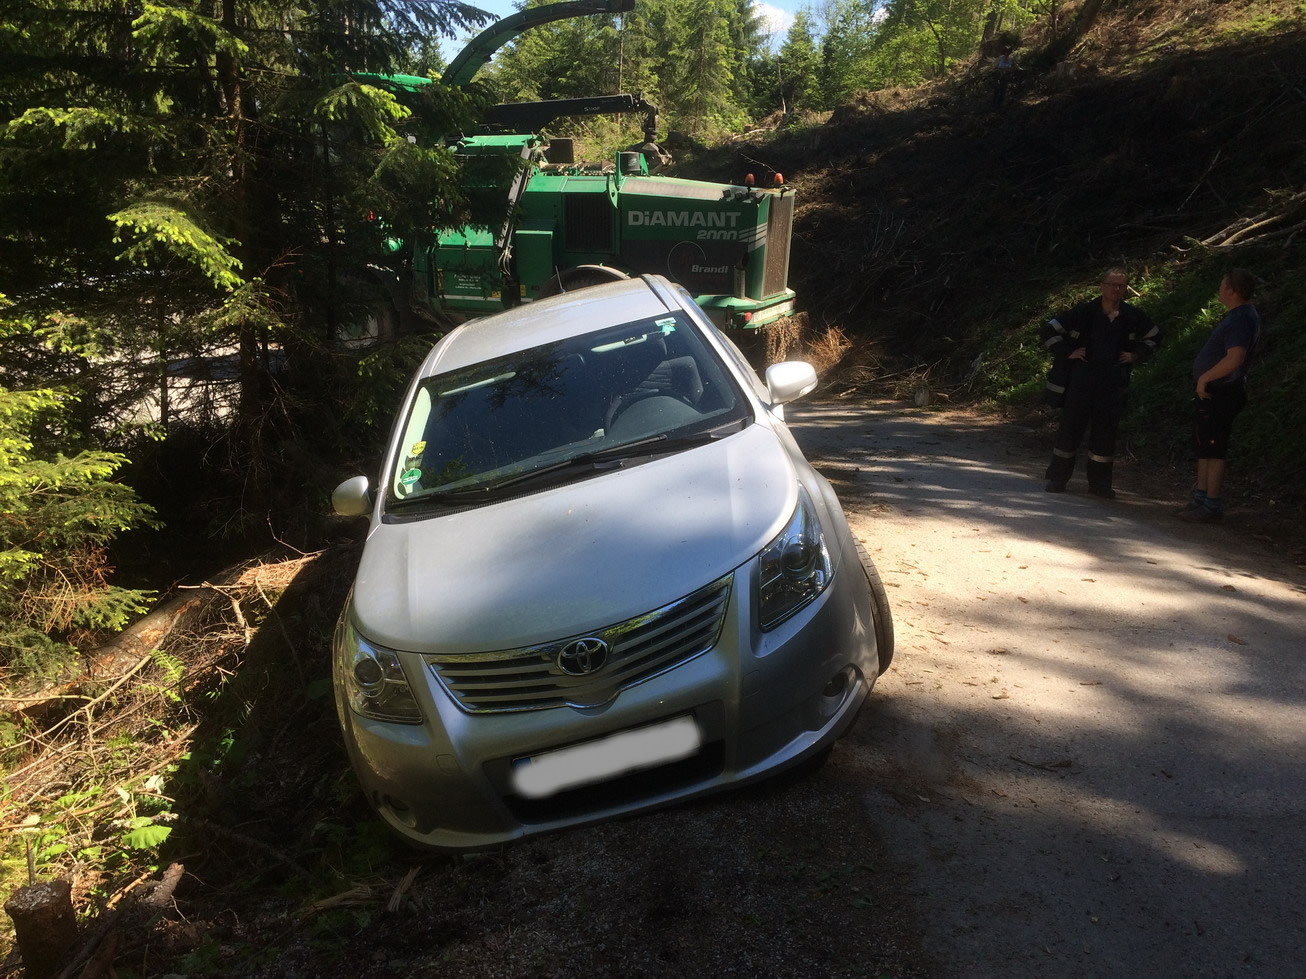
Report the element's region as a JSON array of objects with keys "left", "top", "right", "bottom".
[
  {"left": 389, "top": 418, "right": 748, "bottom": 507},
  {"left": 486, "top": 419, "right": 749, "bottom": 493},
  {"left": 387, "top": 485, "right": 504, "bottom": 509}
]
